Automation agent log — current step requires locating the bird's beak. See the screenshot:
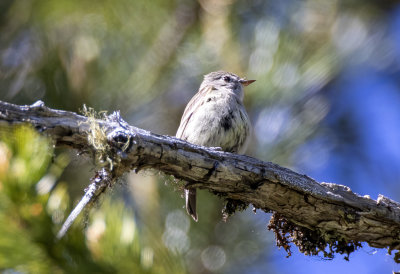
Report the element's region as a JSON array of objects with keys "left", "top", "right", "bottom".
[{"left": 239, "top": 79, "right": 256, "bottom": 86}]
